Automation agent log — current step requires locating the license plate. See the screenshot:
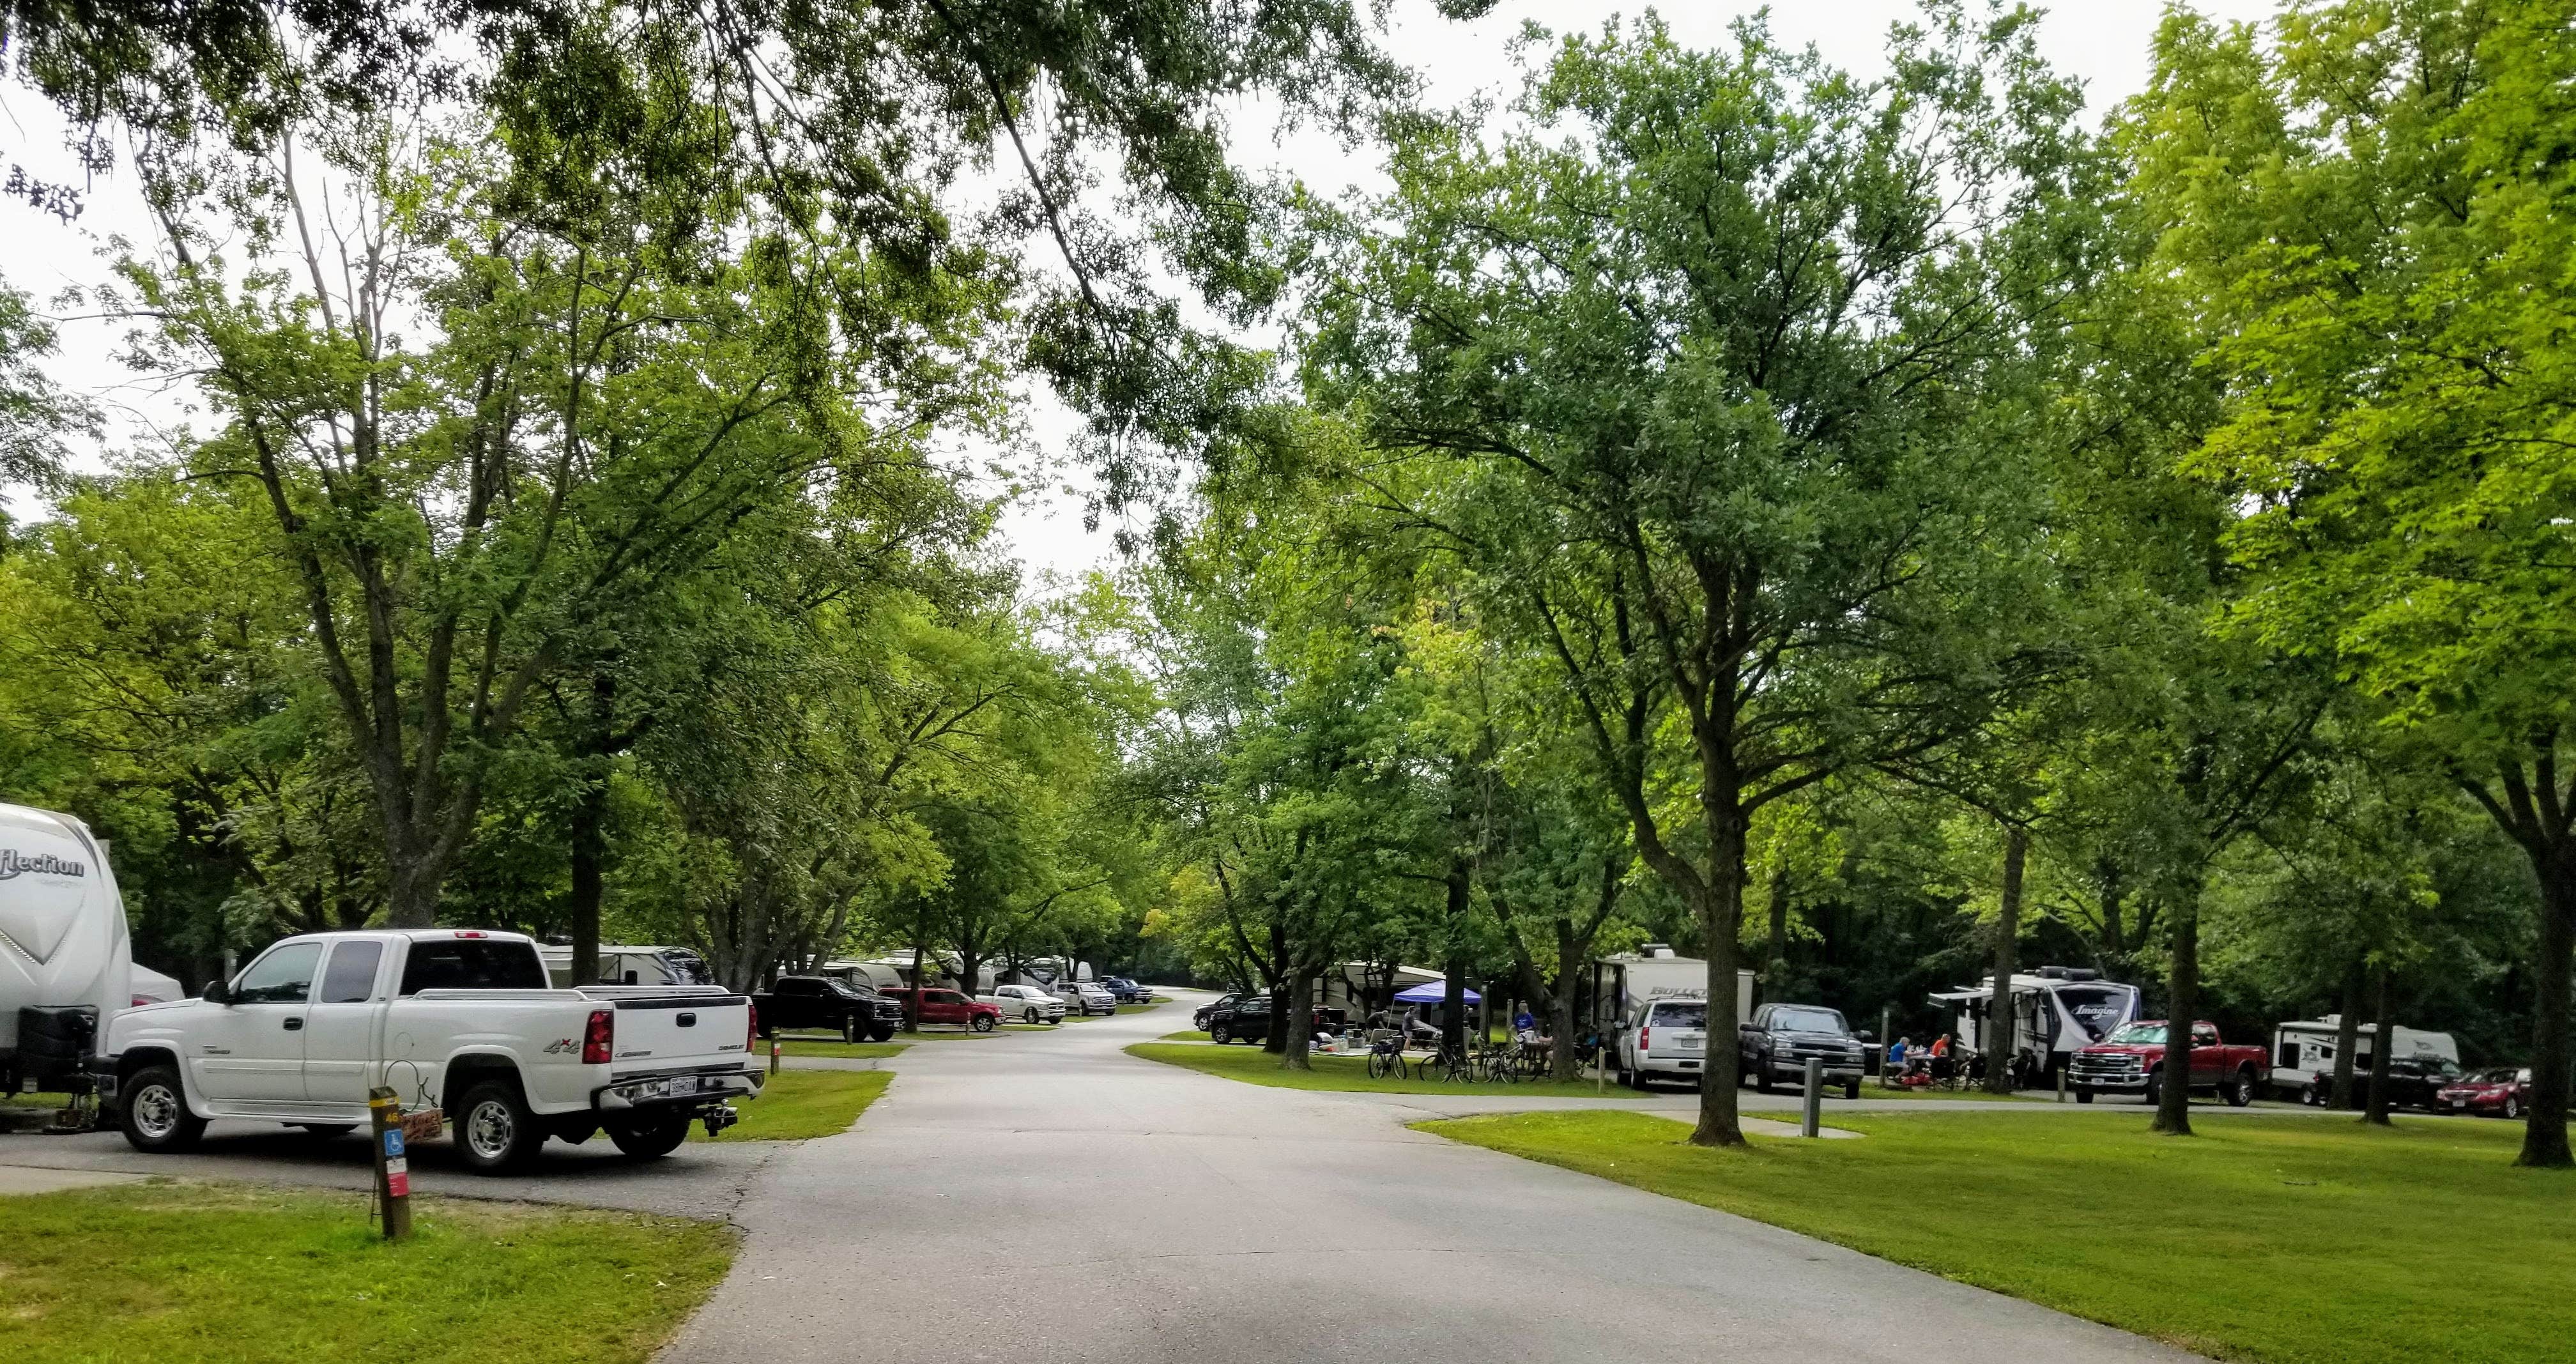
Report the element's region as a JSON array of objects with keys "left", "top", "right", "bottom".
[{"left": 2454, "top": 1100, "right": 2467, "bottom": 1109}]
